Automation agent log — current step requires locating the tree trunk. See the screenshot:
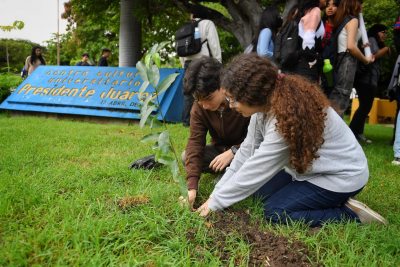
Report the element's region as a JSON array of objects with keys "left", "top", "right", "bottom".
[
  {"left": 6, "top": 42, "right": 10, "bottom": 73},
  {"left": 119, "top": 0, "right": 141, "bottom": 66}
]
